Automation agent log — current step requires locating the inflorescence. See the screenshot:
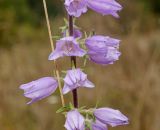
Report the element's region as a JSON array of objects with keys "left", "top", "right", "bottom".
[{"left": 20, "top": 0, "right": 129, "bottom": 130}]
